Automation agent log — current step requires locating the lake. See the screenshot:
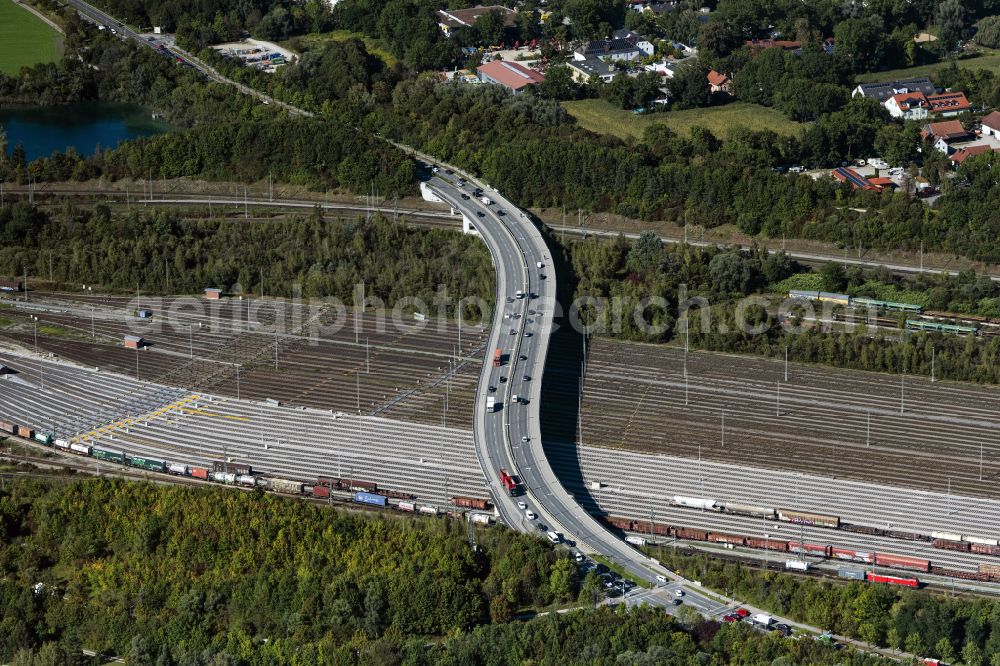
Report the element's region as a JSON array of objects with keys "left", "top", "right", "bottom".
[{"left": 0, "top": 102, "right": 172, "bottom": 162}]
